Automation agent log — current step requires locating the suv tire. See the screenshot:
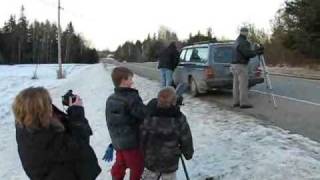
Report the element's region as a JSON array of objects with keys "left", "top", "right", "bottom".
[{"left": 190, "top": 77, "right": 199, "bottom": 97}]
